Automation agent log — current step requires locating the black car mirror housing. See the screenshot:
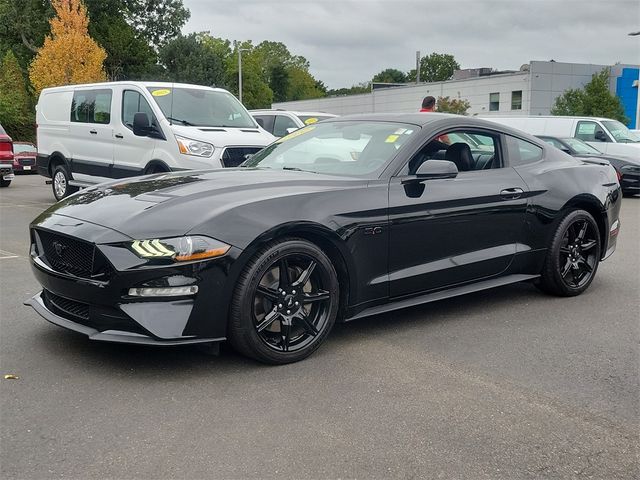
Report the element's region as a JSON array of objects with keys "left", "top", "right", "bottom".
[
  {"left": 133, "top": 112, "right": 152, "bottom": 137},
  {"left": 402, "top": 160, "right": 459, "bottom": 184}
]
